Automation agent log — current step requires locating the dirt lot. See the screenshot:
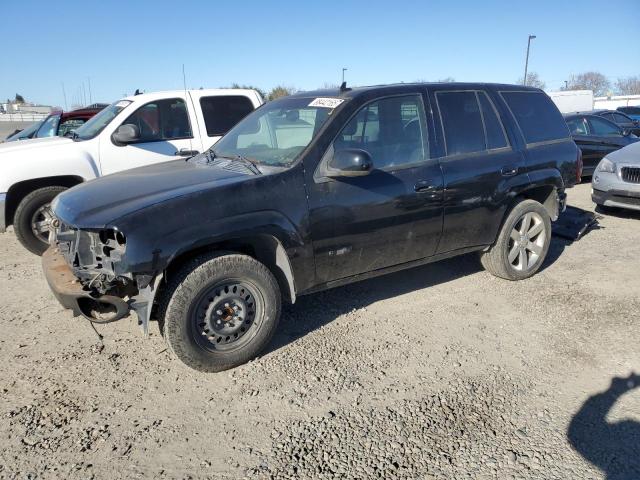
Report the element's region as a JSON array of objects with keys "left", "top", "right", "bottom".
[{"left": 0, "top": 182, "right": 638, "bottom": 479}]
